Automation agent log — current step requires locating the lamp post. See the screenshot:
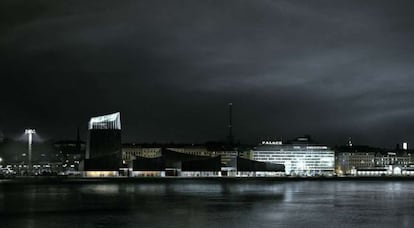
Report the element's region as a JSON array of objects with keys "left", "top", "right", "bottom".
[{"left": 25, "top": 129, "right": 36, "bottom": 174}]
